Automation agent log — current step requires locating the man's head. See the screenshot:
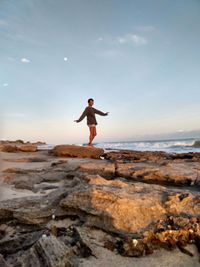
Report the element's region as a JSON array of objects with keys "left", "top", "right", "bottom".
[{"left": 88, "top": 98, "right": 94, "bottom": 106}]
